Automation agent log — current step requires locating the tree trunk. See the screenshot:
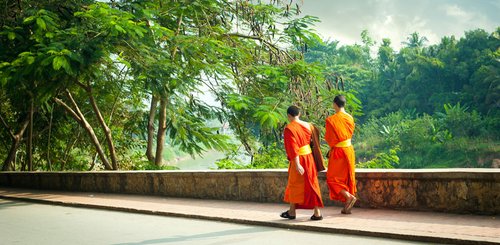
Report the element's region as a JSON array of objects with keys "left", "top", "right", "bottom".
[
  {"left": 62, "top": 130, "right": 80, "bottom": 171},
  {"left": 46, "top": 103, "right": 53, "bottom": 171},
  {"left": 1, "top": 118, "right": 29, "bottom": 171},
  {"left": 154, "top": 96, "right": 168, "bottom": 166},
  {"left": 146, "top": 94, "right": 158, "bottom": 162},
  {"left": 26, "top": 99, "right": 34, "bottom": 171},
  {"left": 54, "top": 92, "right": 113, "bottom": 170},
  {"left": 3, "top": 139, "right": 21, "bottom": 171},
  {"left": 86, "top": 86, "right": 118, "bottom": 170}
]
